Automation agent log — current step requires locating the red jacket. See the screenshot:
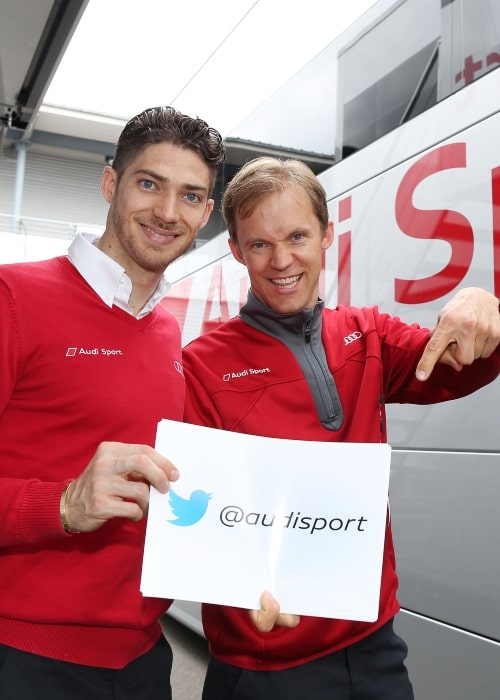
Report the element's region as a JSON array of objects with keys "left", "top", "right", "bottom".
[{"left": 183, "top": 300, "right": 500, "bottom": 671}]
